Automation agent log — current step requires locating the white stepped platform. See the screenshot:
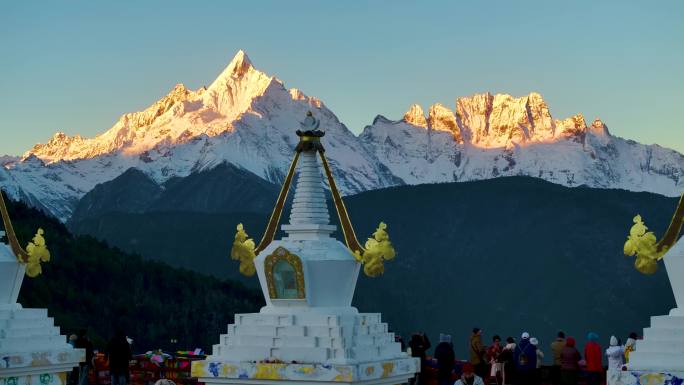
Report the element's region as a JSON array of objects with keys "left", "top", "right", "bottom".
[
  {"left": 0, "top": 242, "right": 84, "bottom": 385},
  {"left": 210, "top": 312, "right": 402, "bottom": 364},
  {"left": 0, "top": 305, "right": 84, "bottom": 383},
  {"left": 608, "top": 369, "right": 684, "bottom": 385},
  {"left": 623, "top": 316, "right": 684, "bottom": 372},
  {"left": 193, "top": 311, "right": 417, "bottom": 384},
  {"left": 193, "top": 312, "right": 417, "bottom": 384}
]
